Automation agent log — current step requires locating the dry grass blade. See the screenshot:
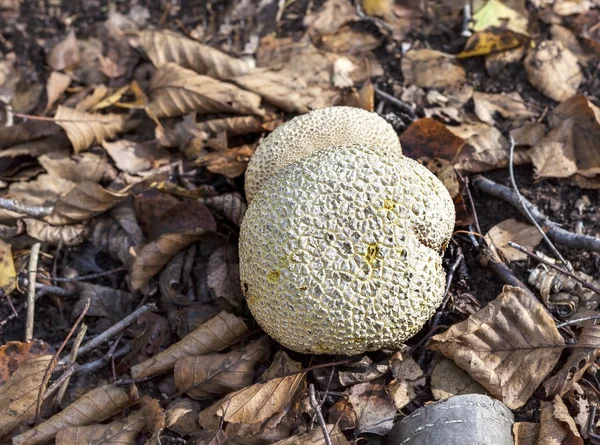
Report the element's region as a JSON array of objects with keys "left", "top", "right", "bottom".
[
  {"left": 139, "top": 30, "right": 251, "bottom": 80},
  {"left": 147, "top": 63, "right": 264, "bottom": 118},
  {"left": 0, "top": 355, "right": 52, "bottom": 437},
  {"left": 174, "top": 337, "right": 269, "bottom": 399},
  {"left": 199, "top": 372, "right": 306, "bottom": 429},
  {"left": 538, "top": 396, "right": 583, "bottom": 444},
  {"left": 428, "top": 285, "right": 565, "bottom": 409},
  {"left": 54, "top": 106, "right": 126, "bottom": 153},
  {"left": 131, "top": 311, "right": 249, "bottom": 379},
  {"left": 12, "top": 384, "right": 132, "bottom": 445}
]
